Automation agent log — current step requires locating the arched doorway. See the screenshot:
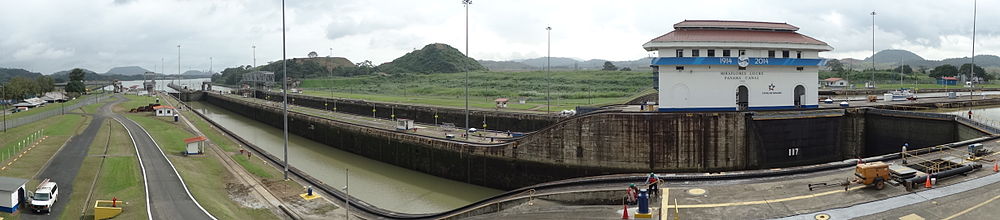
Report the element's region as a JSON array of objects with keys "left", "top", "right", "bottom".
[
  {"left": 17, "top": 187, "right": 24, "bottom": 209},
  {"left": 737, "top": 85, "right": 749, "bottom": 111},
  {"left": 794, "top": 85, "right": 805, "bottom": 108}
]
